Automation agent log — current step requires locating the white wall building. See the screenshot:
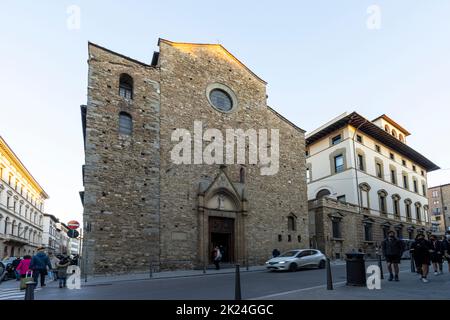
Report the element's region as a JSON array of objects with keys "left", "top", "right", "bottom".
[
  {"left": 306, "top": 112, "right": 439, "bottom": 238},
  {"left": 0, "top": 136, "right": 48, "bottom": 258},
  {"left": 42, "top": 214, "right": 59, "bottom": 253}
]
